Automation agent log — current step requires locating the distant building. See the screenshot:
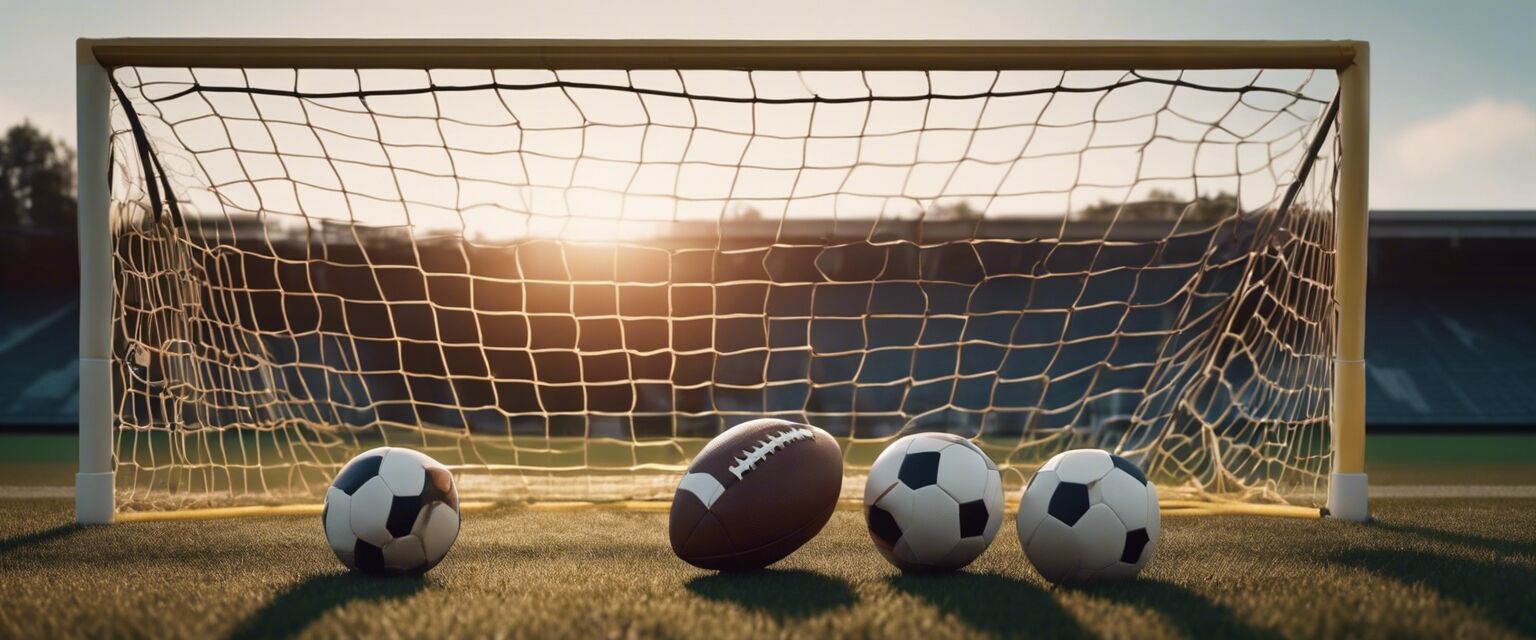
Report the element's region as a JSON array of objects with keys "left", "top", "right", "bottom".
[{"left": 2, "top": 210, "right": 1532, "bottom": 431}]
